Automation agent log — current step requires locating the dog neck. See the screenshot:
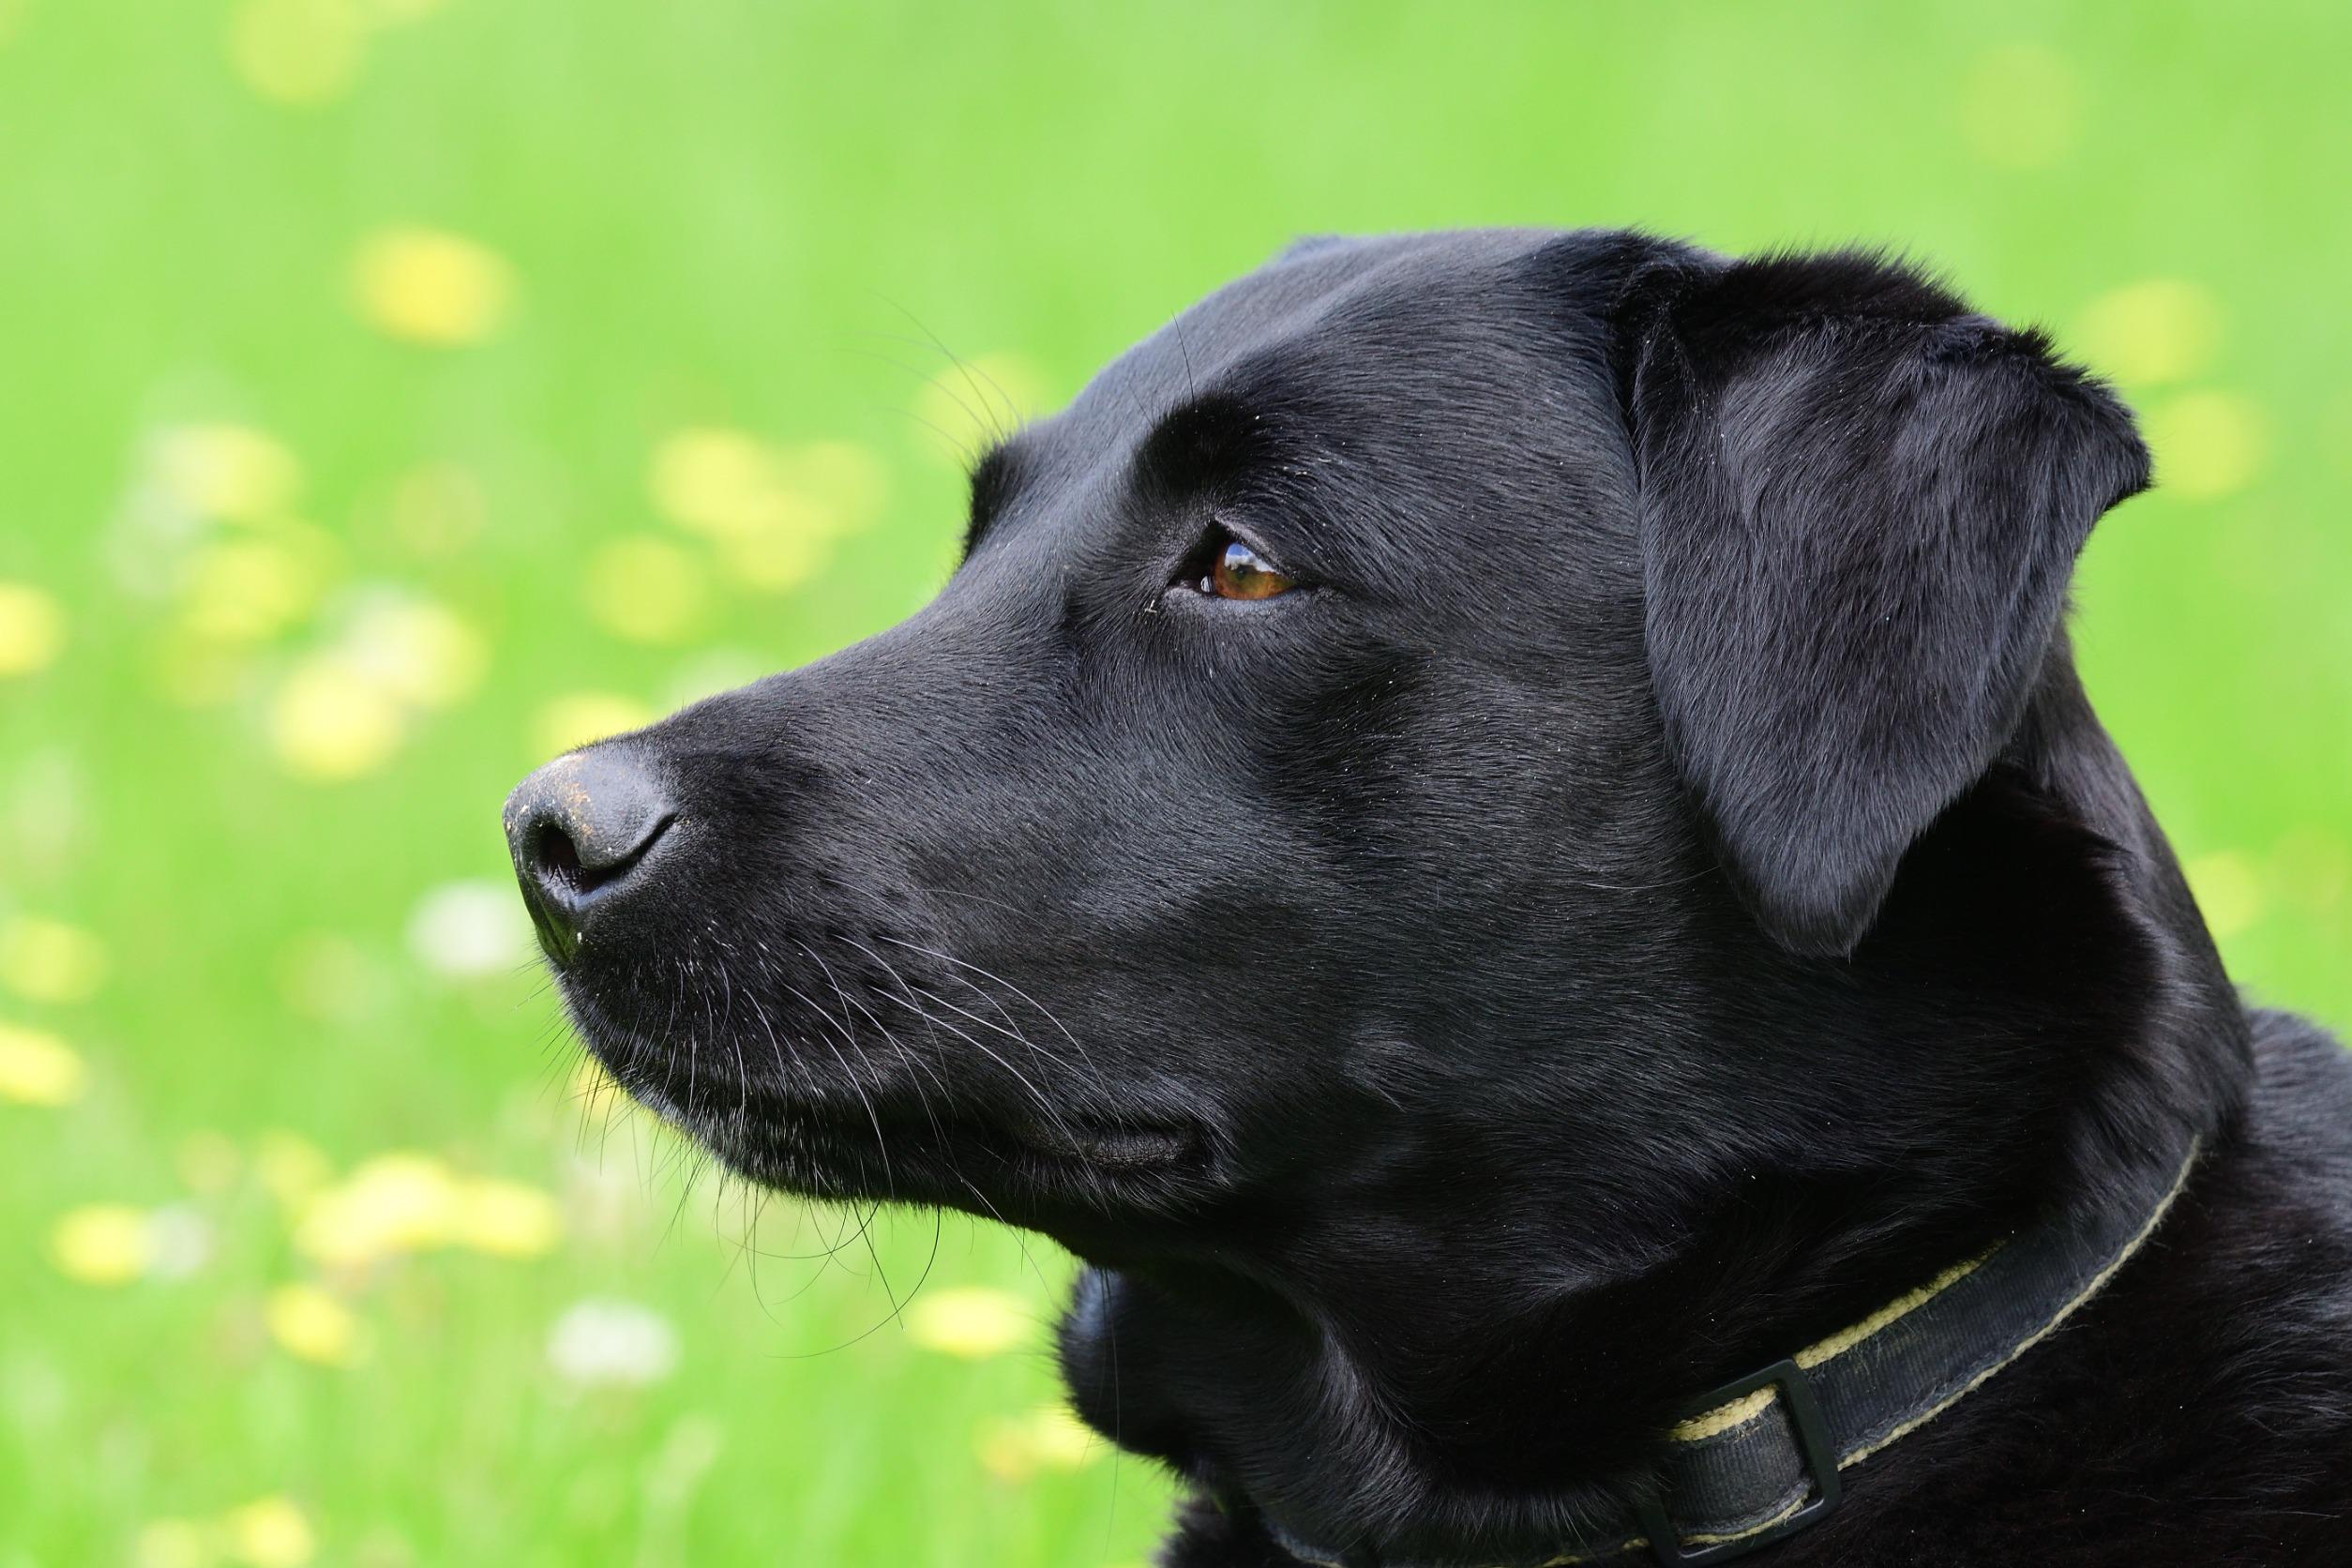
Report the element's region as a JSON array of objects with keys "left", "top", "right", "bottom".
[
  {"left": 1057, "top": 677, "right": 2250, "bottom": 1567},
  {"left": 1254, "top": 1124, "right": 2205, "bottom": 1566}
]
